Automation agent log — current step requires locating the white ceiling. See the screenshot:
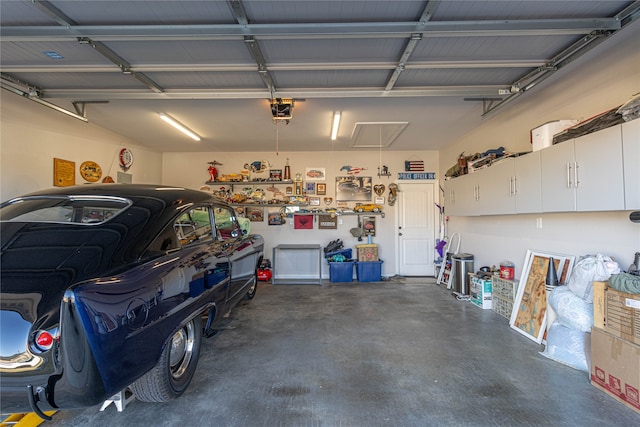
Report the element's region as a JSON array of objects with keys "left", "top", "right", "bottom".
[{"left": 1, "top": 0, "right": 638, "bottom": 152}]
